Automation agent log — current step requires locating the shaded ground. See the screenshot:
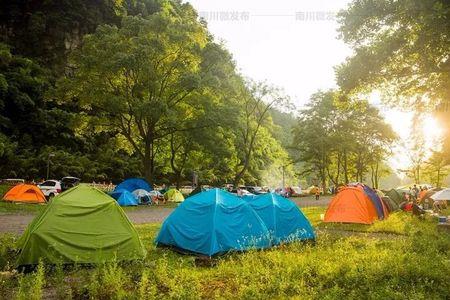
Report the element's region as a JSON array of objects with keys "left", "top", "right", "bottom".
[{"left": 0, "top": 195, "right": 332, "bottom": 234}]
